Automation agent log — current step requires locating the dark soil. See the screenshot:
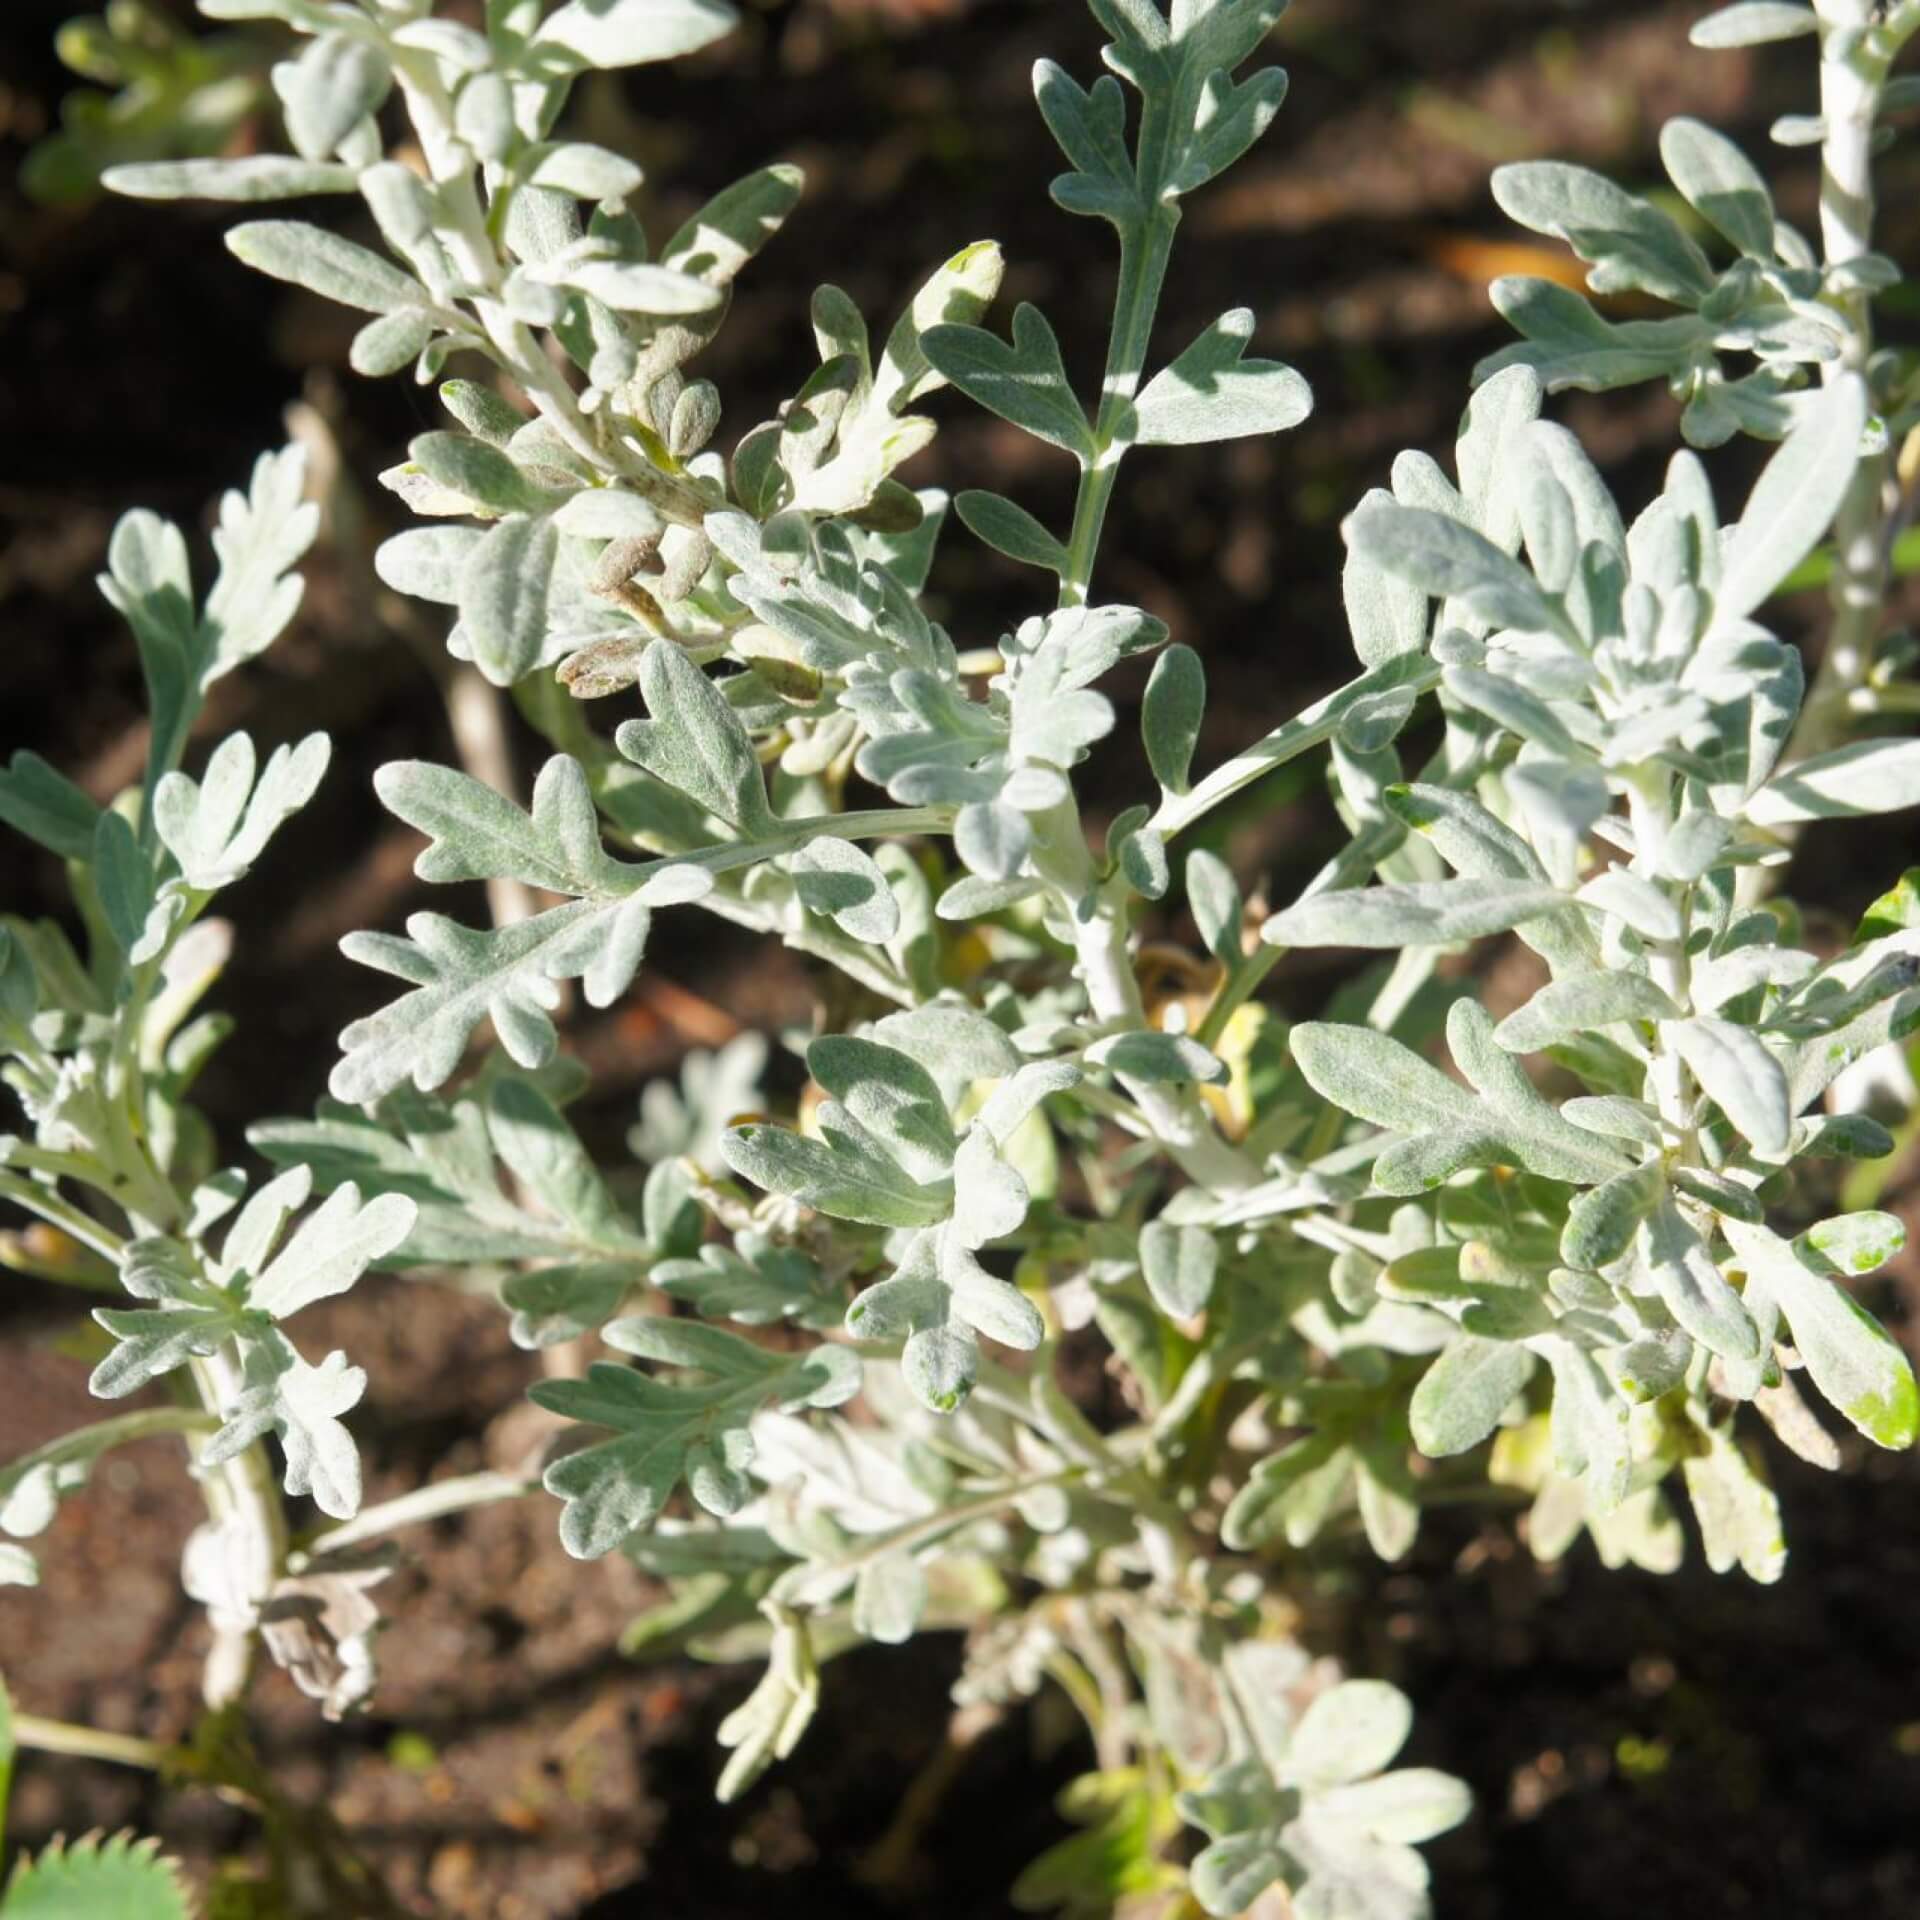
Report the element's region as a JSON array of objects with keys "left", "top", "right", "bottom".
[{"left": 3, "top": 1, "right": 1919, "bottom": 1915}]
